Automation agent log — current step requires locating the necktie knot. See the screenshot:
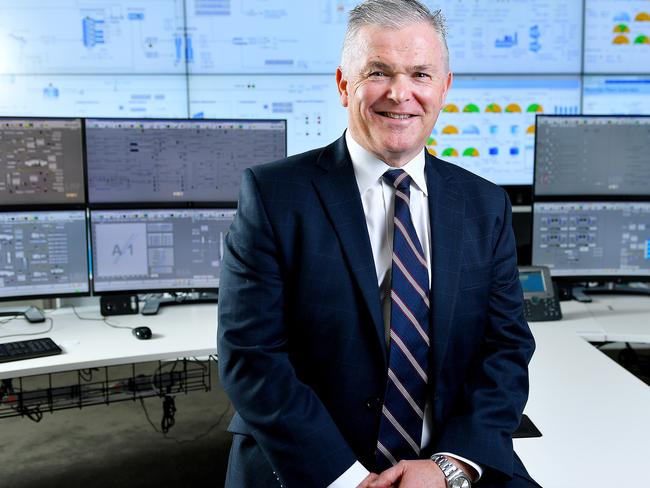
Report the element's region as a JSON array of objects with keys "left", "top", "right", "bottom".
[{"left": 383, "top": 169, "right": 411, "bottom": 193}]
